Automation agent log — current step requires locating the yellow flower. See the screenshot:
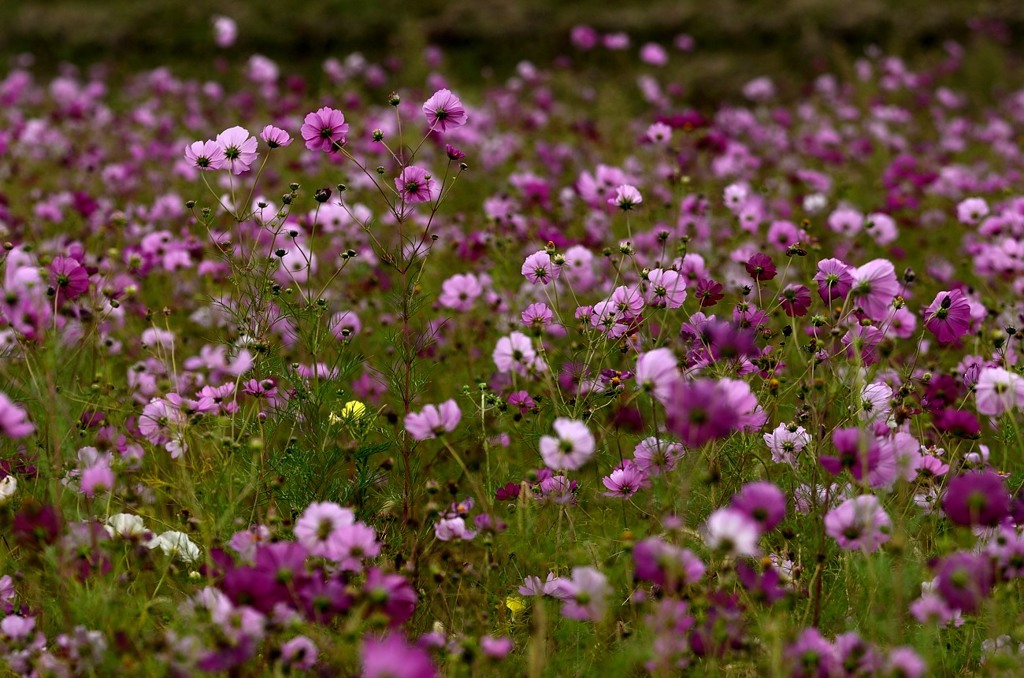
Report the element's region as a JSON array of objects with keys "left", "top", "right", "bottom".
[
  {"left": 327, "top": 412, "right": 343, "bottom": 425},
  {"left": 341, "top": 400, "right": 367, "bottom": 419},
  {"left": 505, "top": 595, "right": 525, "bottom": 617}
]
